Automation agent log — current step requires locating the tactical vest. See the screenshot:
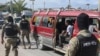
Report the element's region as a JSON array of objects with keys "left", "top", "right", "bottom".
[
  {"left": 5, "top": 23, "right": 18, "bottom": 36},
  {"left": 20, "top": 20, "right": 29, "bottom": 30},
  {"left": 75, "top": 34, "right": 99, "bottom": 56}
]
